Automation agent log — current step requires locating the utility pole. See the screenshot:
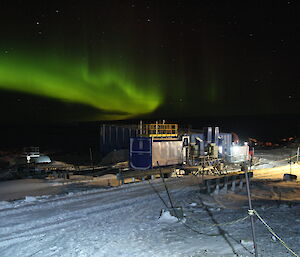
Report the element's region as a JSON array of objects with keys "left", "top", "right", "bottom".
[{"left": 245, "top": 158, "right": 259, "bottom": 257}]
